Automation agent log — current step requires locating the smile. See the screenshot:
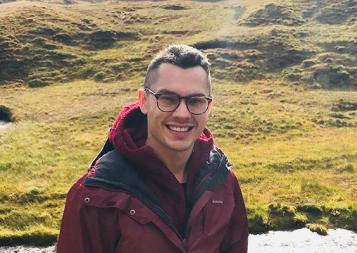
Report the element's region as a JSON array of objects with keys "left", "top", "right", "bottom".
[{"left": 166, "top": 125, "right": 193, "bottom": 132}]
